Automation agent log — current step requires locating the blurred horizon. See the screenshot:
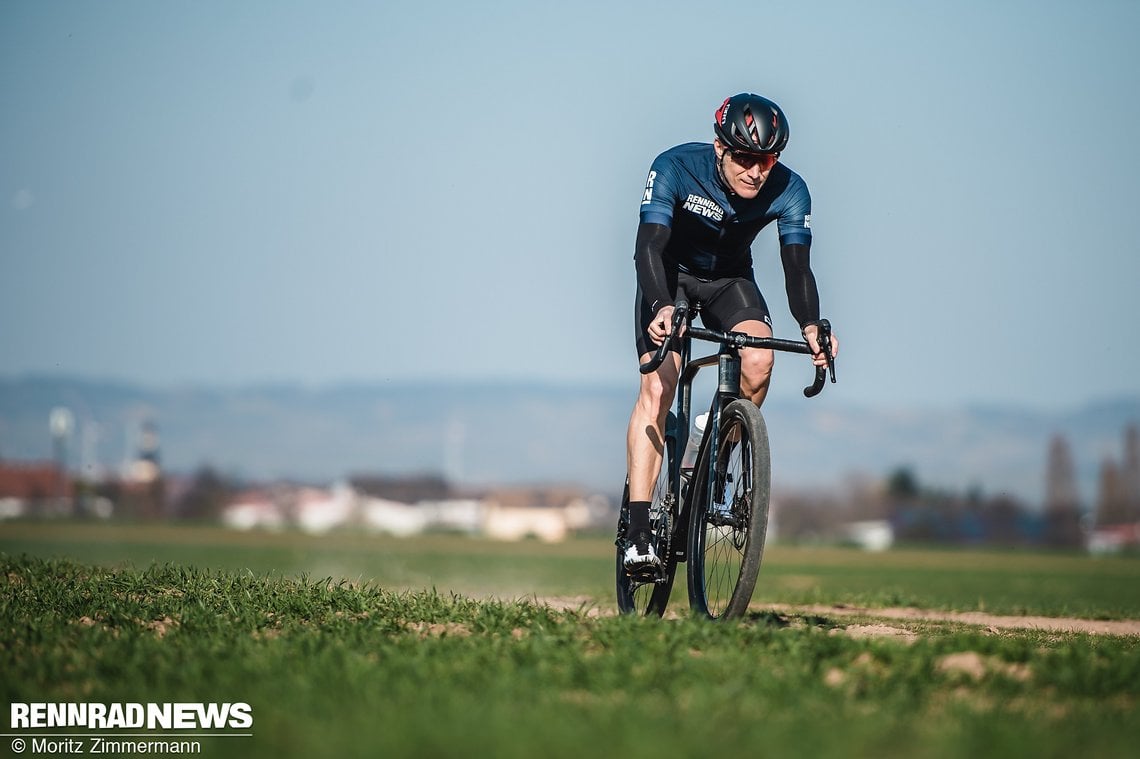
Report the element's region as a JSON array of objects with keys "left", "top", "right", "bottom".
[
  {"left": 4, "top": 366, "right": 1140, "bottom": 412},
  {"left": 3, "top": 374, "right": 1137, "bottom": 509}
]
